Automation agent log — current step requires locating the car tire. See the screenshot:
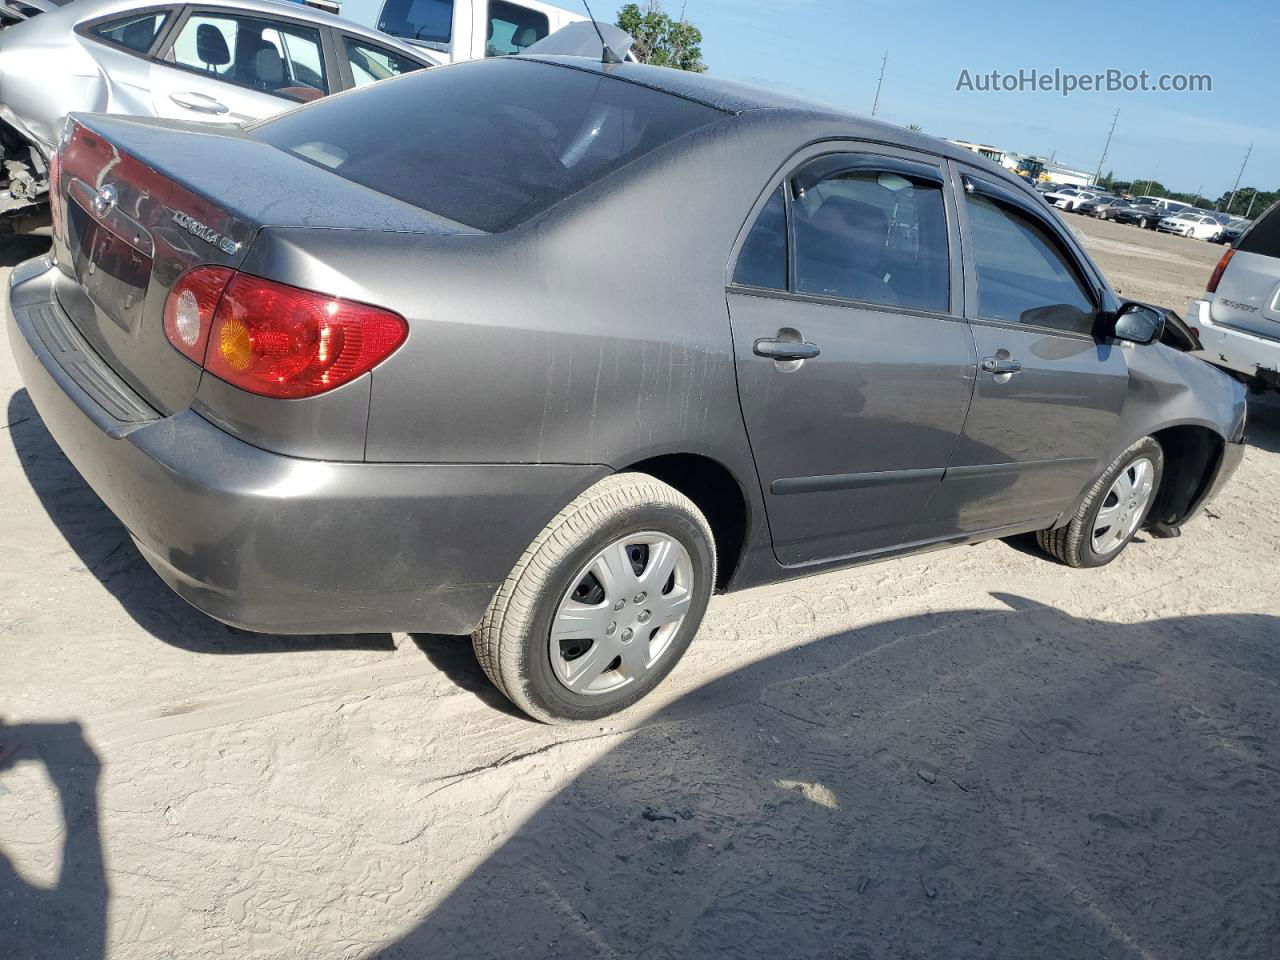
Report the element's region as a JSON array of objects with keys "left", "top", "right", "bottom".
[
  {"left": 473, "top": 473, "right": 716, "bottom": 724},
  {"left": 1139, "top": 216, "right": 1149, "bottom": 229},
  {"left": 1036, "top": 437, "right": 1164, "bottom": 569}
]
